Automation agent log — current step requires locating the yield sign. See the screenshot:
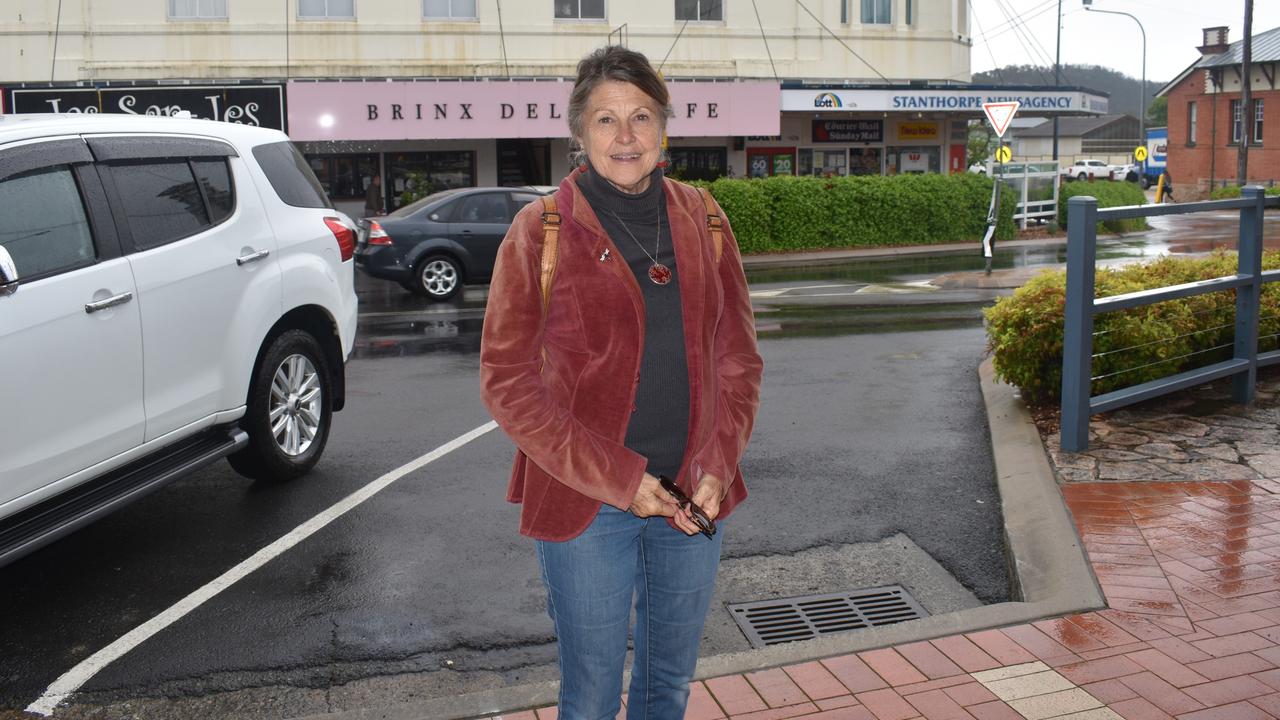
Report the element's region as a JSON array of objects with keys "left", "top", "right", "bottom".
[{"left": 982, "top": 101, "right": 1020, "bottom": 138}]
